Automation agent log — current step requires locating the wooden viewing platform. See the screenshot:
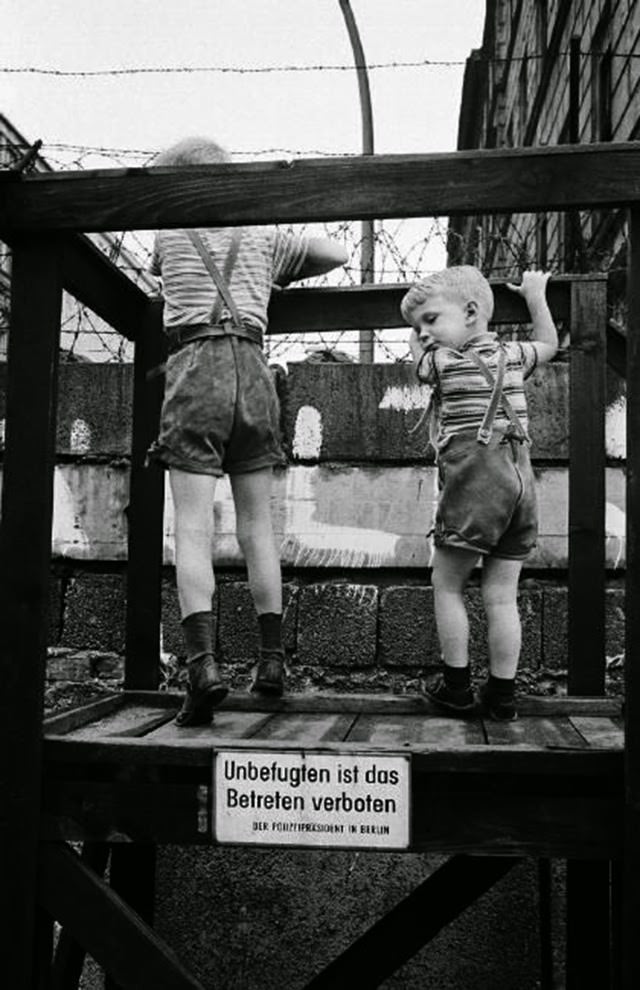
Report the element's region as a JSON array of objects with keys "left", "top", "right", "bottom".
[
  {"left": 0, "top": 142, "right": 639, "bottom": 987},
  {"left": 43, "top": 692, "right": 624, "bottom": 858}
]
